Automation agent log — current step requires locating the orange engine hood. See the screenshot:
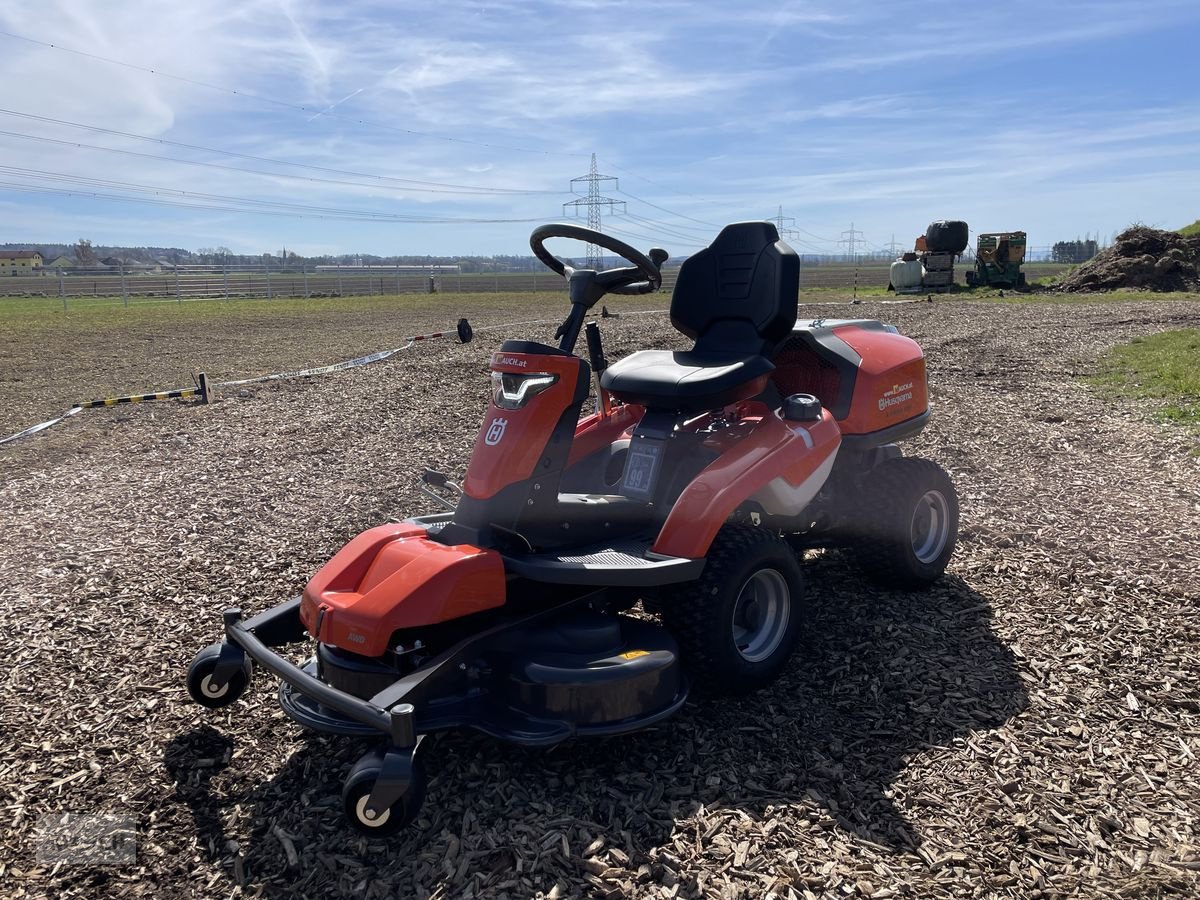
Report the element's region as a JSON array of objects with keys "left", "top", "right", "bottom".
[{"left": 299, "top": 523, "right": 506, "bottom": 656}]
